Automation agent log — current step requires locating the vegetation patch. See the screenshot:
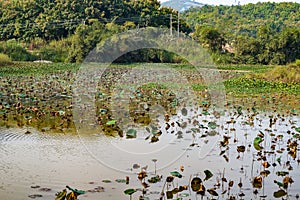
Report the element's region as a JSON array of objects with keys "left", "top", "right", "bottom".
[
  {"left": 257, "top": 61, "right": 300, "bottom": 84},
  {"left": 0, "top": 53, "right": 12, "bottom": 66}
]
